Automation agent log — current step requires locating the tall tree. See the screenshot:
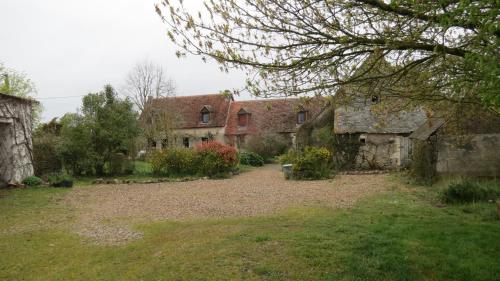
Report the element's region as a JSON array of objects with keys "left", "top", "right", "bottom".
[
  {"left": 59, "top": 85, "right": 140, "bottom": 175},
  {"left": 156, "top": 0, "right": 499, "bottom": 112},
  {"left": 123, "top": 61, "right": 176, "bottom": 113}
]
